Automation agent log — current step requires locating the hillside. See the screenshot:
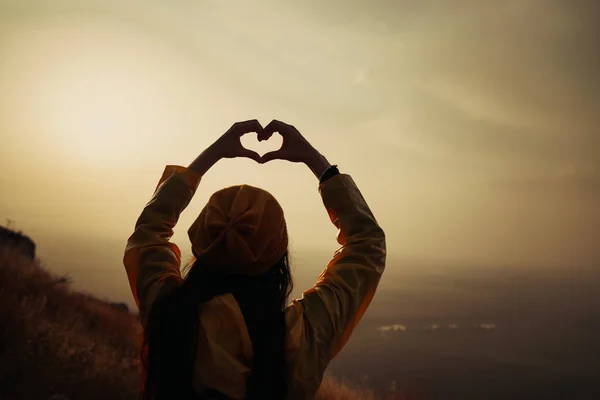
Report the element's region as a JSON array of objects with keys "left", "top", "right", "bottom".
[{"left": 0, "top": 247, "right": 382, "bottom": 400}]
